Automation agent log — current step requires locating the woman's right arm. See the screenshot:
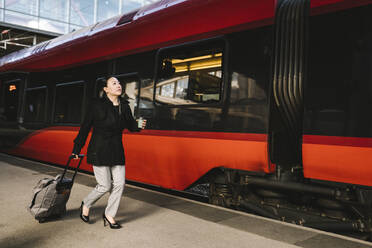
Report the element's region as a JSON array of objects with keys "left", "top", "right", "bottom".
[{"left": 72, "top": 100, "right": 95, "bottom": 156}]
